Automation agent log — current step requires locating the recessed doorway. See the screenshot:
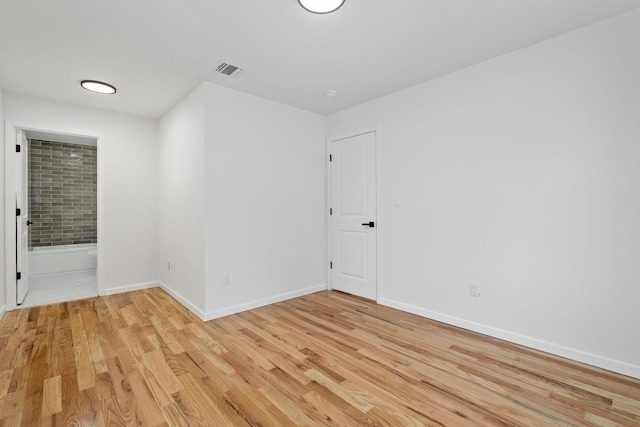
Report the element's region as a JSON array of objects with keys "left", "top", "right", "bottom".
[{"left": 4, "top": 122, "right": 103, "bottom": 310}]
